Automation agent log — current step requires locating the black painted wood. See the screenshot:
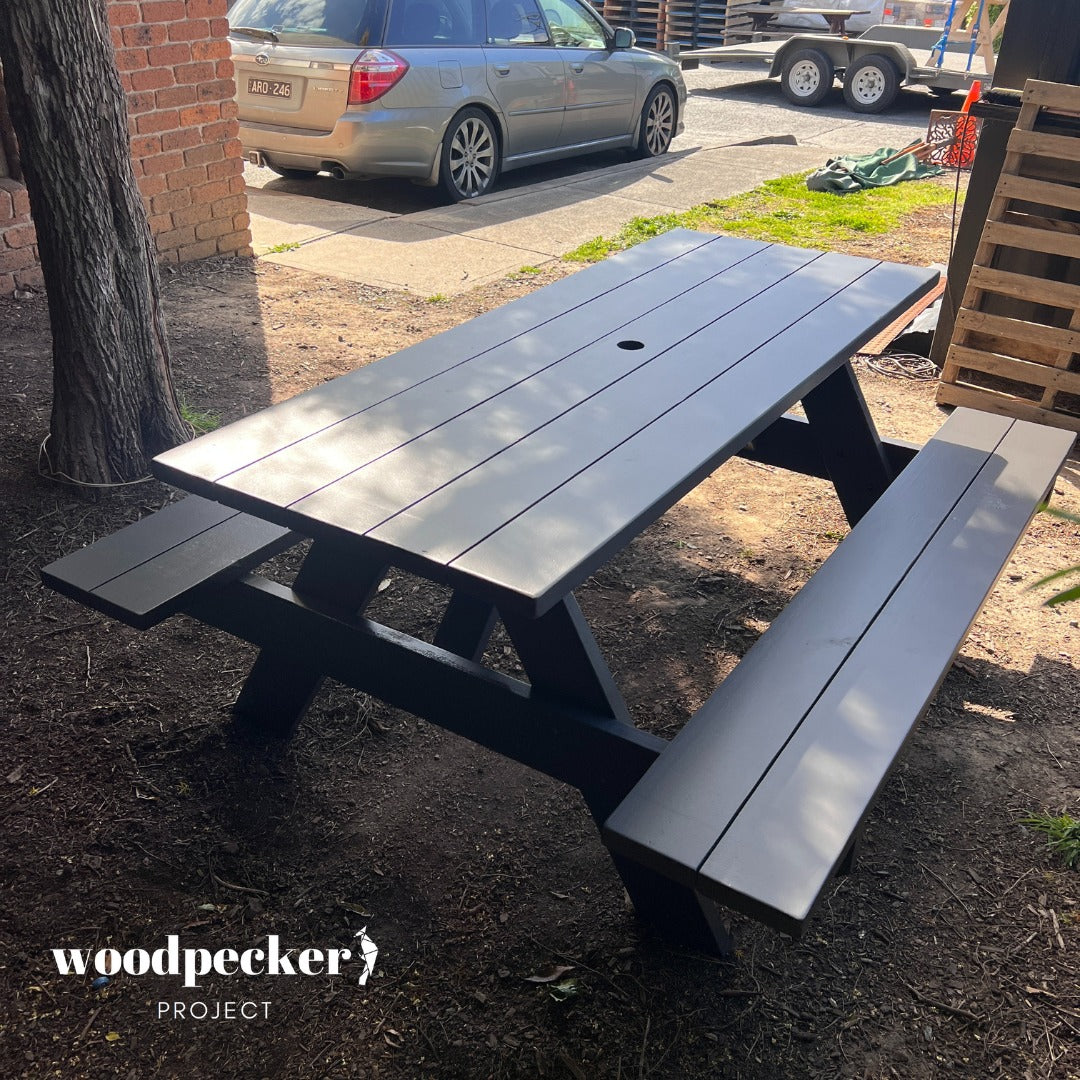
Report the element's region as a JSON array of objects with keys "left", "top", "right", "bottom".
[
  {"left": 153, "top": 230, "right": 726, "bottom": 488},
  {"left": 802, "top": 363, "right": 895, "bottom": 525},
  {"left": 603, "top": 412, "right": 1074, "bottom": 936},
  {"left": 233, "top": 541, "right": 388, "bottom": 738},
  {"left": 40, "top": 496, "right": 296, "bottom": 629},
  {"left": 433, "top": 591, "right": 499, "bottom": 663},
  {"left": 151, "top": 234, "right": 938, "bottom": 617}
]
